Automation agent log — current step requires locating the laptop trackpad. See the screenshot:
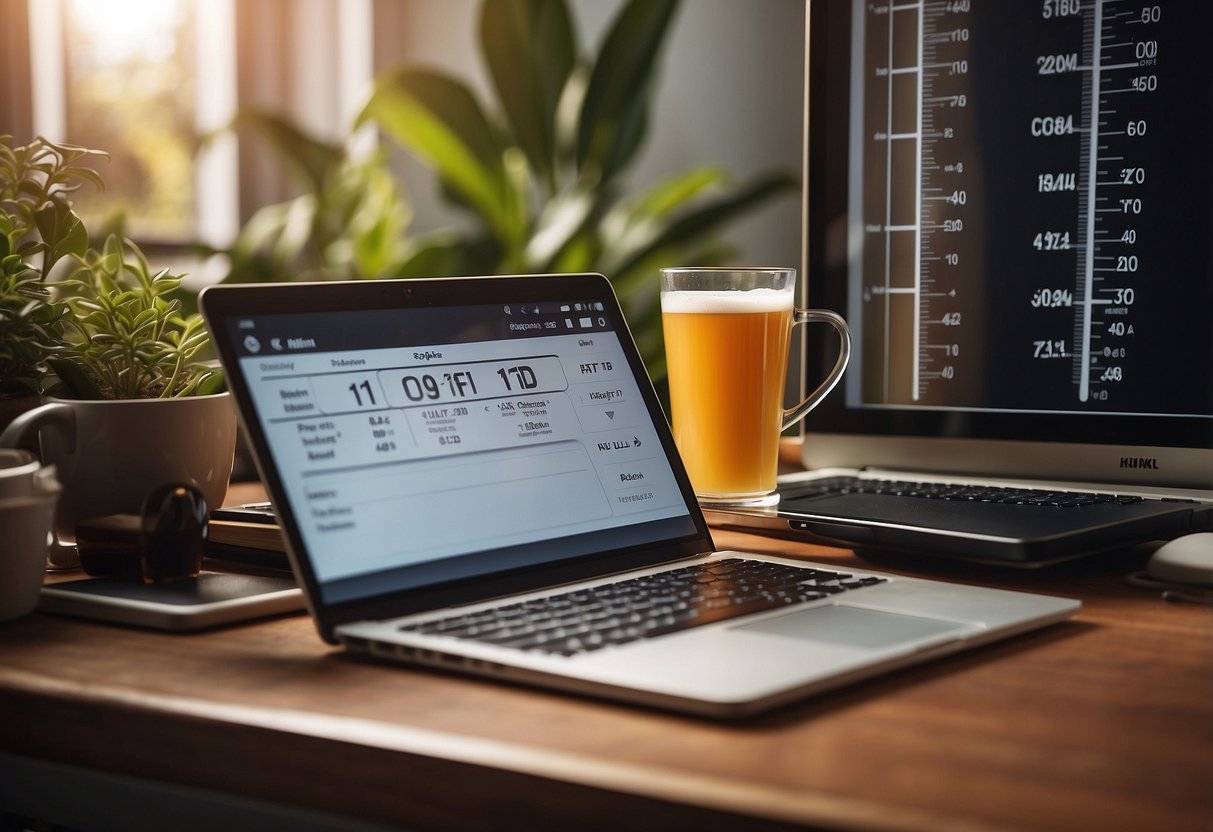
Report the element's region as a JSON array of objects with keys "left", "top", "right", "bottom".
[{"left": 734, "top": 604, "right": 968, "bottom": 649}]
